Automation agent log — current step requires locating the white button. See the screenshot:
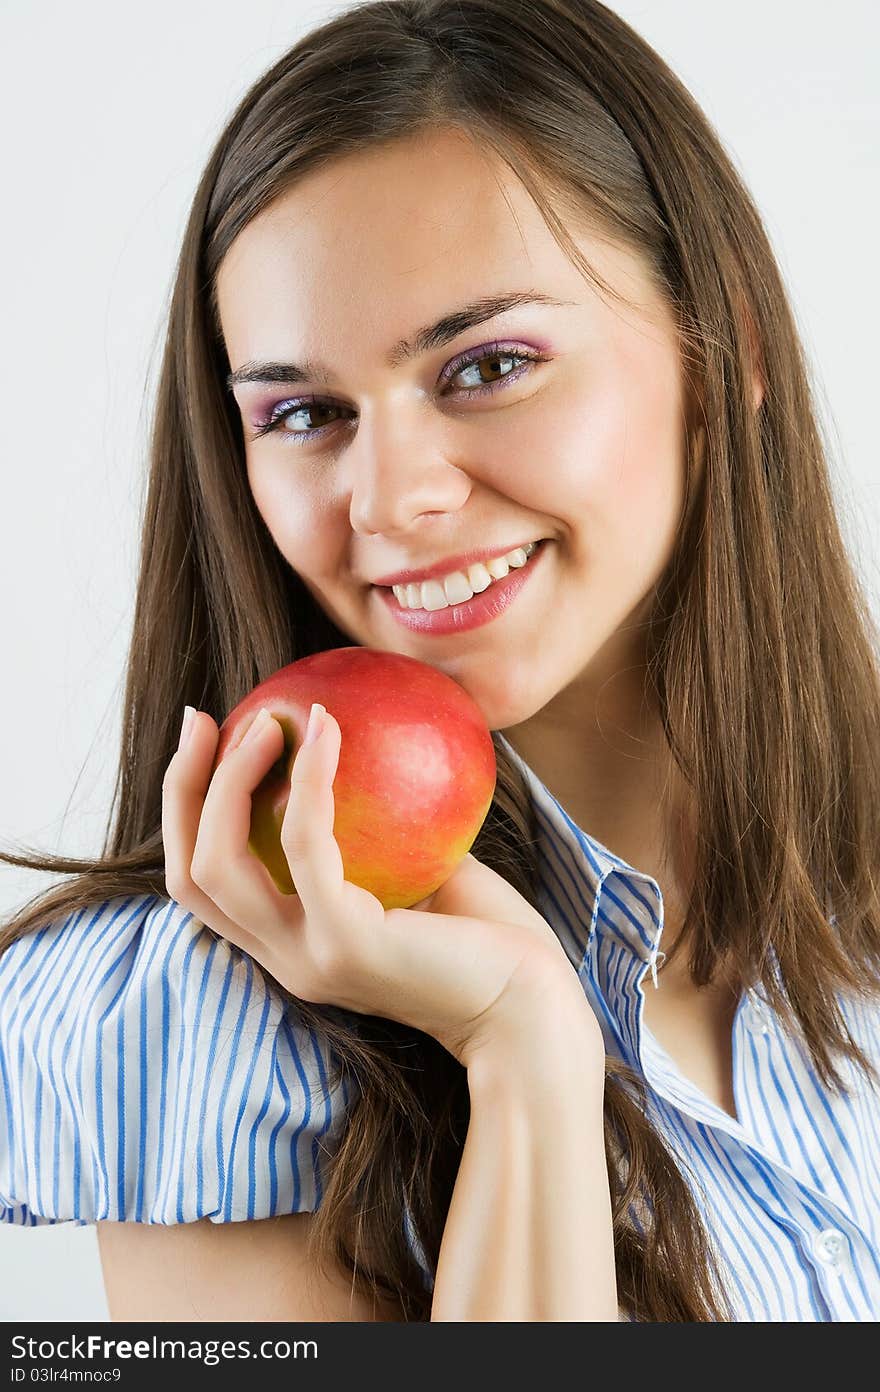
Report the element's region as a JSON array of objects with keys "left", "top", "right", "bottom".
[
  {"left": 745, "top": 995, "right": 771, "bottom": 1035},
  {"left": 813, "top": 1228, "right": 849, "bottom": 1271}
]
